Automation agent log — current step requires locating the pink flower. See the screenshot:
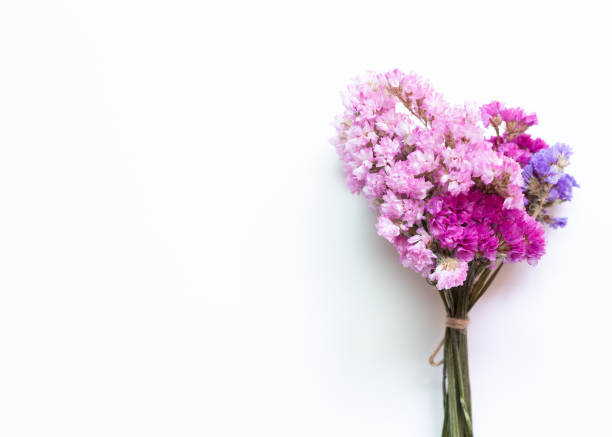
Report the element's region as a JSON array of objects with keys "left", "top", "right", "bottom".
[
  {"left": 362, "top": 173, "right": 386, "bottom": 207},
  {"left": 524, "top": 216, "right": 546, "bottom": 265},
  {"left": 374, "top": 137, "right": 400, "bottom": 167},
  {"left": 402, "top": 242, "right": 436, "bottom": 276},
  {"left": 352, "top": 160, "right": 372, "bottom": 181},
  {"left": 480, "top": 101, "right": 505, "bottom": 127},
  {"left": 500, "top": 107, "right": 538, "bottom": 127},
  {"left": 402, "top": 199, "right": 425, "bottom": 227},
  {"left": 380, "top": 191, "right": 404, "bottom": 220},
  {"left": 429, "top": 258, "right": 469, "bottom": 290},
  {"left": 376, "top": 216, "right": 400, "bottom": 243},
  {"left": 398, "top": 230, "right": 436, "bottom": 276}
]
